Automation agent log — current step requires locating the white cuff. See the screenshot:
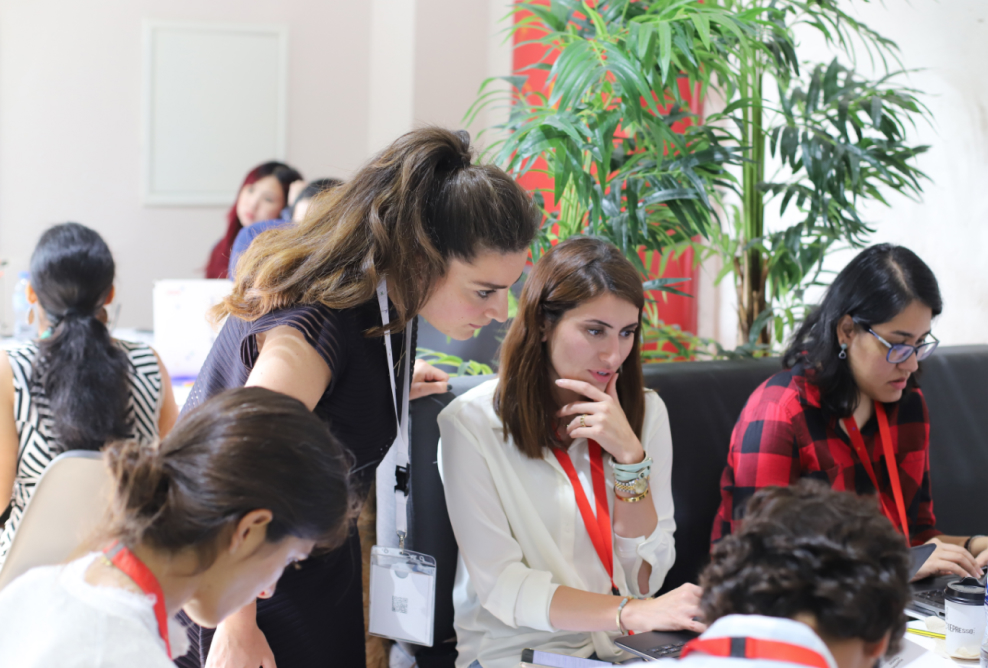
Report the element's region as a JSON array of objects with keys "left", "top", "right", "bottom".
[
  {"left": 615, "top": 534, "right": 646, "bottom": 593},
  {"left": 485, "top": 561, "right": 560, "bottom": 632}
]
